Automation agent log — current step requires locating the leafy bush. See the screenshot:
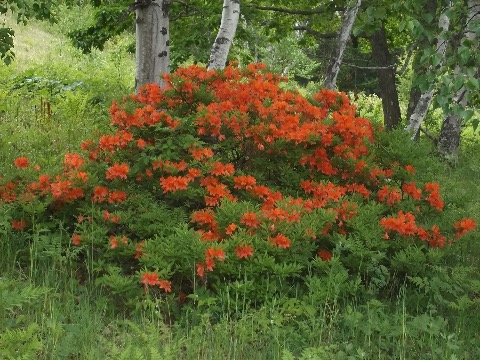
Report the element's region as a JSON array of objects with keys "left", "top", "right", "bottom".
[{"left": 0, "top": 63, "right": 476, "bottom": 318}]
